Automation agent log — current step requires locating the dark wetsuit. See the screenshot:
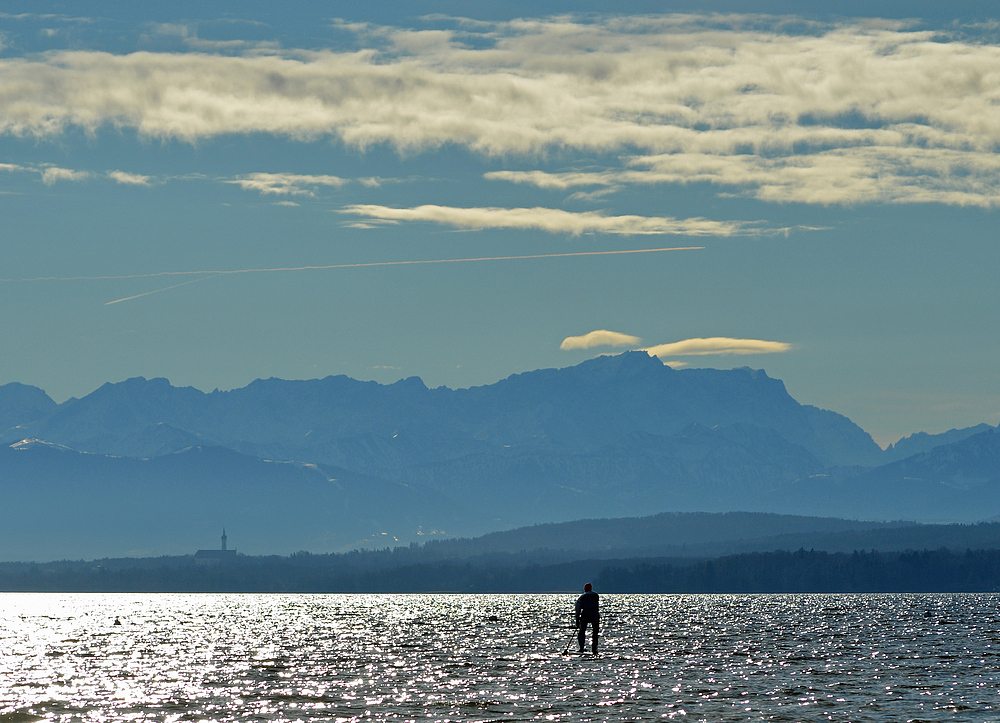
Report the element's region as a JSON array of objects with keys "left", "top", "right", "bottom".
[{"left": 575, "top": 590, "right": 600, "bottom": 653}]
